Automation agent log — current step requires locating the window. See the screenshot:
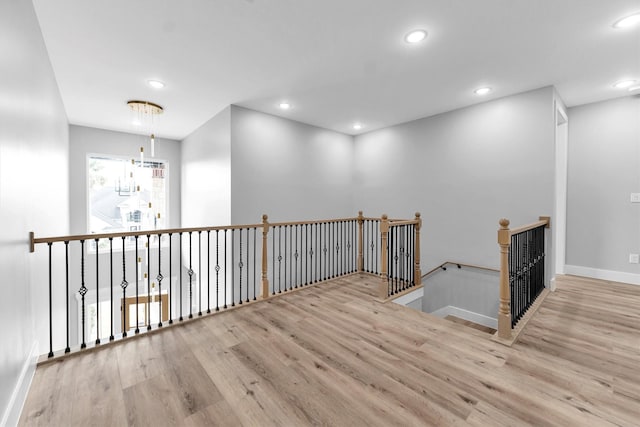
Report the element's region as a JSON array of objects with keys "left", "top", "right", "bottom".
[{"left": 88, "top": 155, "right": 168, "bottom": 238}]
